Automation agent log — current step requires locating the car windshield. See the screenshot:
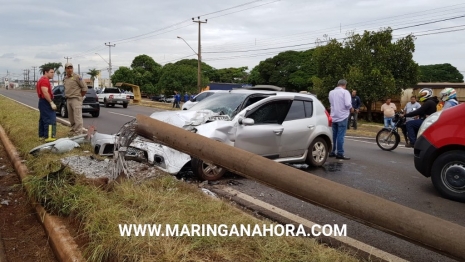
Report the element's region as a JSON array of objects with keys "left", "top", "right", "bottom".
[{"left": 189, "top": 92, "right": 249, "bottom": 118}]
